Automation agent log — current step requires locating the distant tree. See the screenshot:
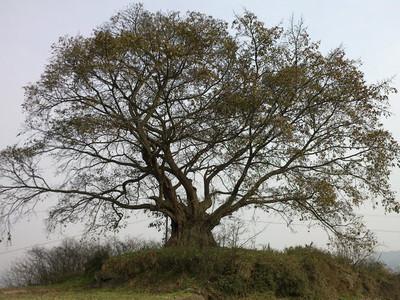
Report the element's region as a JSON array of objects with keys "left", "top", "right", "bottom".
[
  {"left": 328, "top": 220, "right": 377, "bottom": 266},
  {"left": 0, "top": 5, "right": 399, "bottom": 247},
  {"left": 215, "top": 217, "right": 248, "bottom": 248}
]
